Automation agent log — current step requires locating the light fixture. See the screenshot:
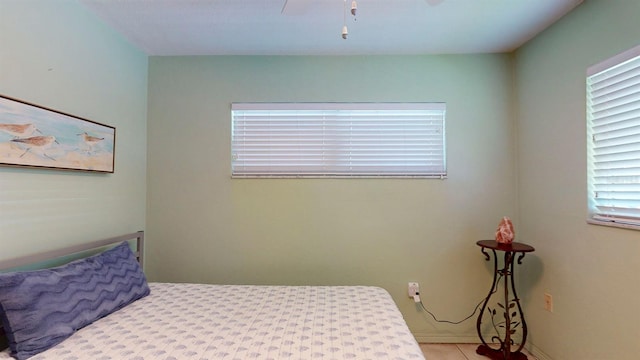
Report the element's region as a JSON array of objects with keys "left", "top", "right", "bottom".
[{"left": 341, "top": 0, "right": 357, "bottom": 39}]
